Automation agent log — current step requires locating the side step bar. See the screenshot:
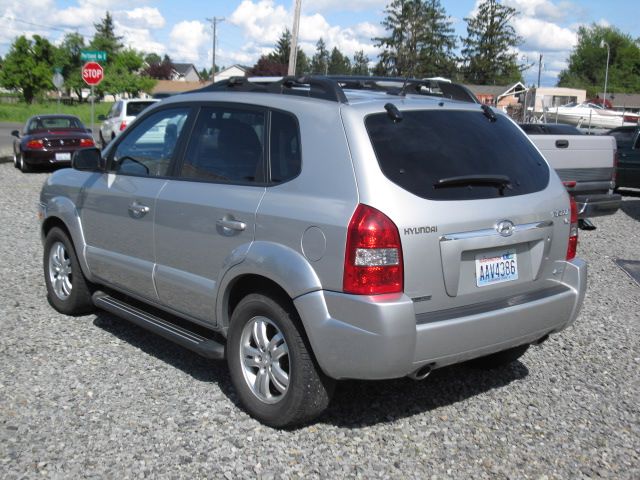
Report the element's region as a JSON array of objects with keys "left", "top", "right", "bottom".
[{"left": 92, "top": 292, "right": 225, "bottom": 359}]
